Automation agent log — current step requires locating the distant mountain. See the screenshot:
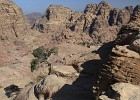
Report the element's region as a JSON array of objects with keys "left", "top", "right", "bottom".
[
  {"left": 26, "top": 12, "right": 42, "bottom": 25},
  {"left": 0, "top": 0, "right": 140, "bottom": 100},
  {"left": 32, "top": 2, "right": 134, "bottom": 44}
]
